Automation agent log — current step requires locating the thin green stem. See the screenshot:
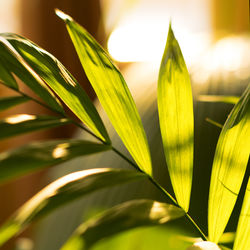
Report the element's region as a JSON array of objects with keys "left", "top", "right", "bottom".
[{"left": 0, "top": 81, "right": 208, "bottom": 241}]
